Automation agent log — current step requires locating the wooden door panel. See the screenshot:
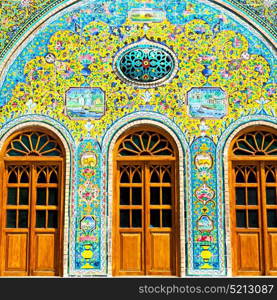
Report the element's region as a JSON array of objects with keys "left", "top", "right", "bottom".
[
  {"left": 268, "top": 233, "right": 277, "bottom": 273},
  {"left": 149, "top": 232, "right": 173, "bottom": 274},
  {"left": 119, "top": 232, "right": 143, "bottom": 273},
  {"left": 237, "top": 233, "right": 262, "bottom": 274},
  {"left": 4, "top": 233, "right": 28, "bottom": 275},
  {"left": 32, "top": 233, "right": 56, "bottom": 275}
]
